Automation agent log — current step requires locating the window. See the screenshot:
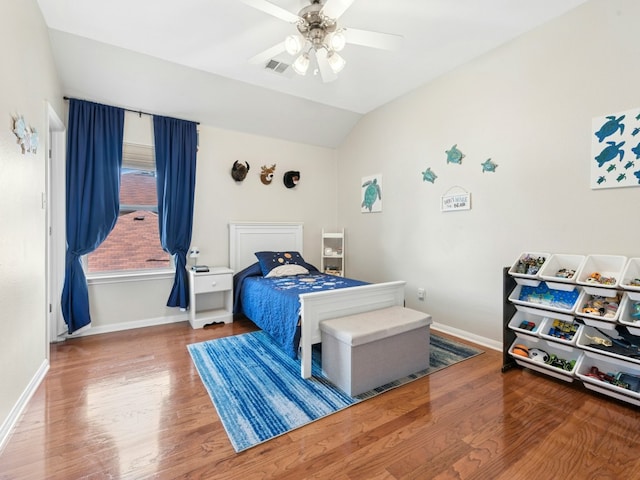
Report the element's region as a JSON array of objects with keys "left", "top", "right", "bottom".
[{"left": 86, "top": 143, "right": 171, "bottom": 274}]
